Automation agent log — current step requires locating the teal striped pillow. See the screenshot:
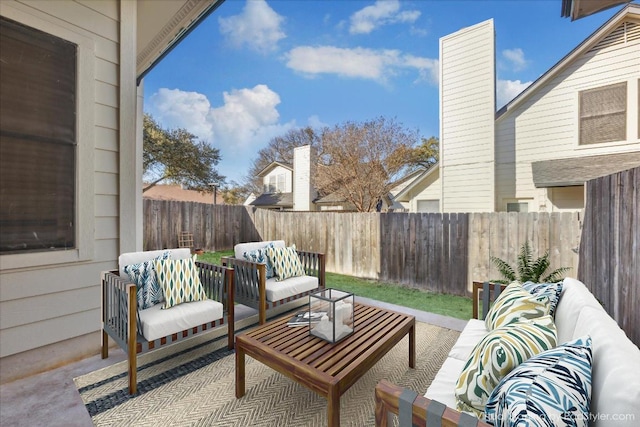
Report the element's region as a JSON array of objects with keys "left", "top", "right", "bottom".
[{"left": 485, "top": 336, "right": 592, "bottom": 427}]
